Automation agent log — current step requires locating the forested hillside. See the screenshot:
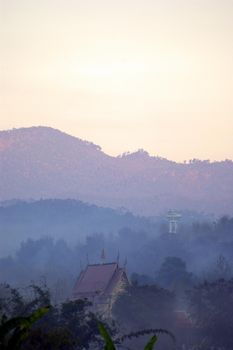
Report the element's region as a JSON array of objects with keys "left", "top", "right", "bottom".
[
  {"left": 0, "top": 199, "right": 157, "bottom": 256},
  {"left": 1, "top": 127, "right": 232, "bottom": 215}
]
